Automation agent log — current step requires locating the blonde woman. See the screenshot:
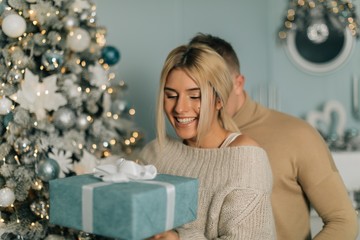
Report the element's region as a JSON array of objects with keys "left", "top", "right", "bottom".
[{"left": 140, "top": 44, "right": 275, "bottom": 240}]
